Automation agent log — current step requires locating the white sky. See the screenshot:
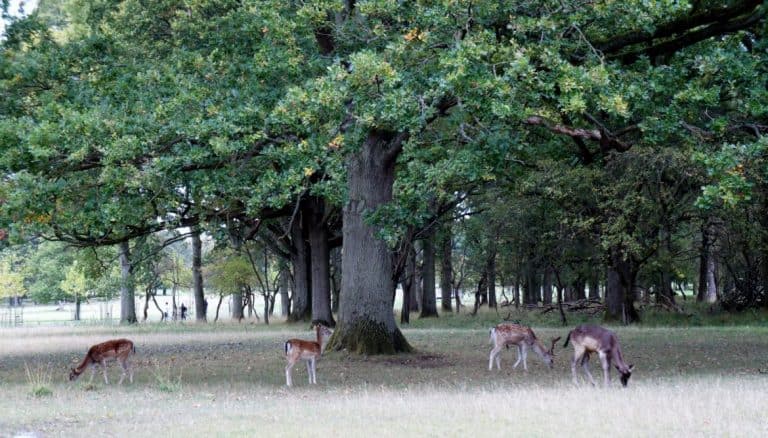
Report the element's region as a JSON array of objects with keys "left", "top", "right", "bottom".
[{"left": 1, "top": 0, "right": 40, "bottom": 36}]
